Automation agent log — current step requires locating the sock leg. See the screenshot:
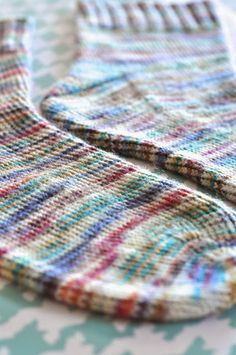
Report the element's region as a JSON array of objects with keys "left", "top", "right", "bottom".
[
  {"left": 0, "top": 19, "right": 30, "bottom": 99},
  {"left": 1, "top": 18, "right": 236, "bottom": 321},
  {"left": 41, "top": 0, "right": 236, "bottom": 203}
]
